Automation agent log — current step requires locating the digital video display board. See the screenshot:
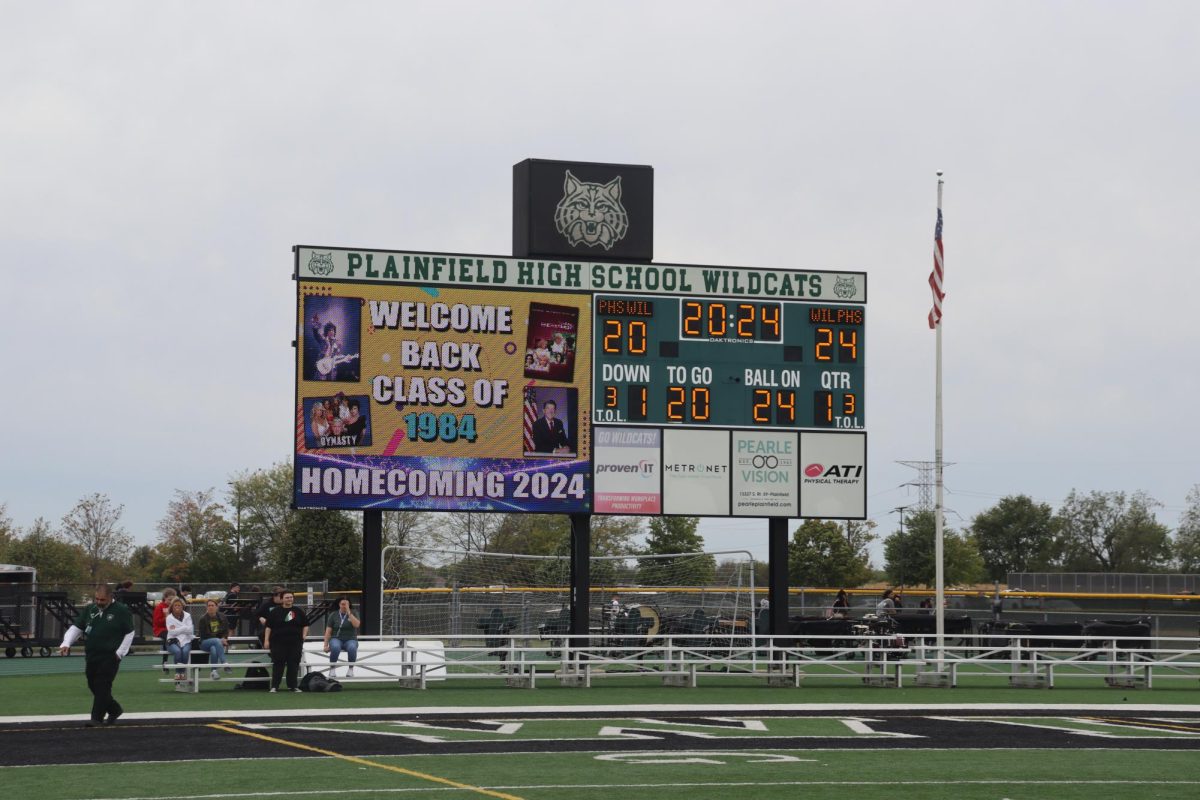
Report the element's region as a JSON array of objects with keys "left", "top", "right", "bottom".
[
  {"left": 295, "top": 280, "right": 592, "bottom": 513},
  {"left": 293, "top": 246, "right": 867, "bottom": 518},
  {"left": 591, "top": 295, "right": 865, "bottom": 430}
]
